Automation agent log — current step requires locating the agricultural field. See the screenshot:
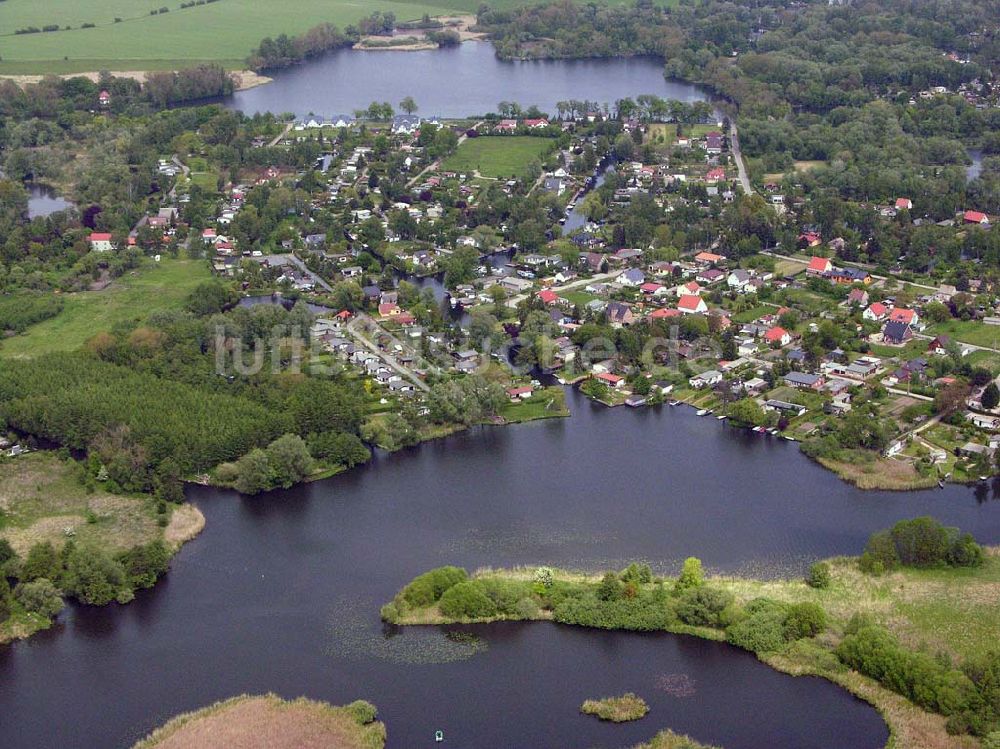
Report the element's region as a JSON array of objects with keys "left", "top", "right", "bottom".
[
  {"left": 0, "top": 257, "right": 209, "bottom": 358},
  {"left": 0, "top": 0, "right": 471, "bottom": 73},
  {"left": 441, "top": 136, "right": 555, "bottom": 179}
]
